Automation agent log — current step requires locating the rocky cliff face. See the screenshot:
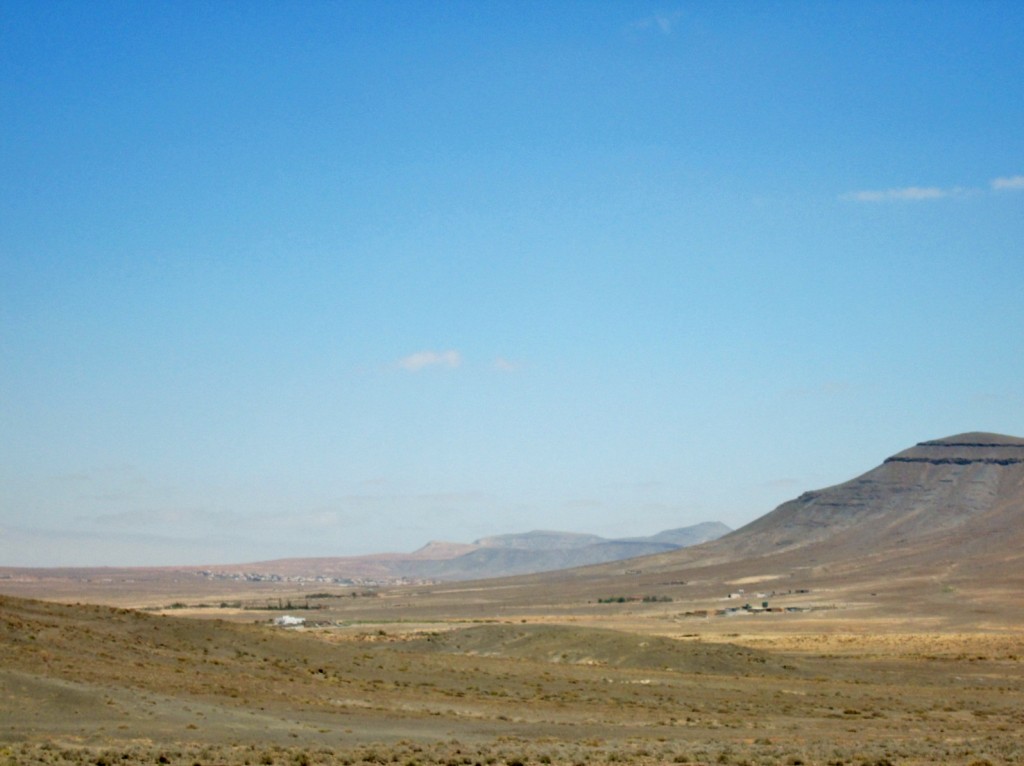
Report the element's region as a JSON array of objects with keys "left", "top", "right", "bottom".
[{"left": 884, "top": 434, "right": 1024, "bottom": 466}]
